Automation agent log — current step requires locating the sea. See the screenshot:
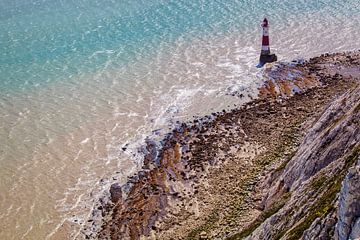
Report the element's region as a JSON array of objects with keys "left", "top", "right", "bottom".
[{"left": 1, "top": 0, "right": 359, "bottom": 239}]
